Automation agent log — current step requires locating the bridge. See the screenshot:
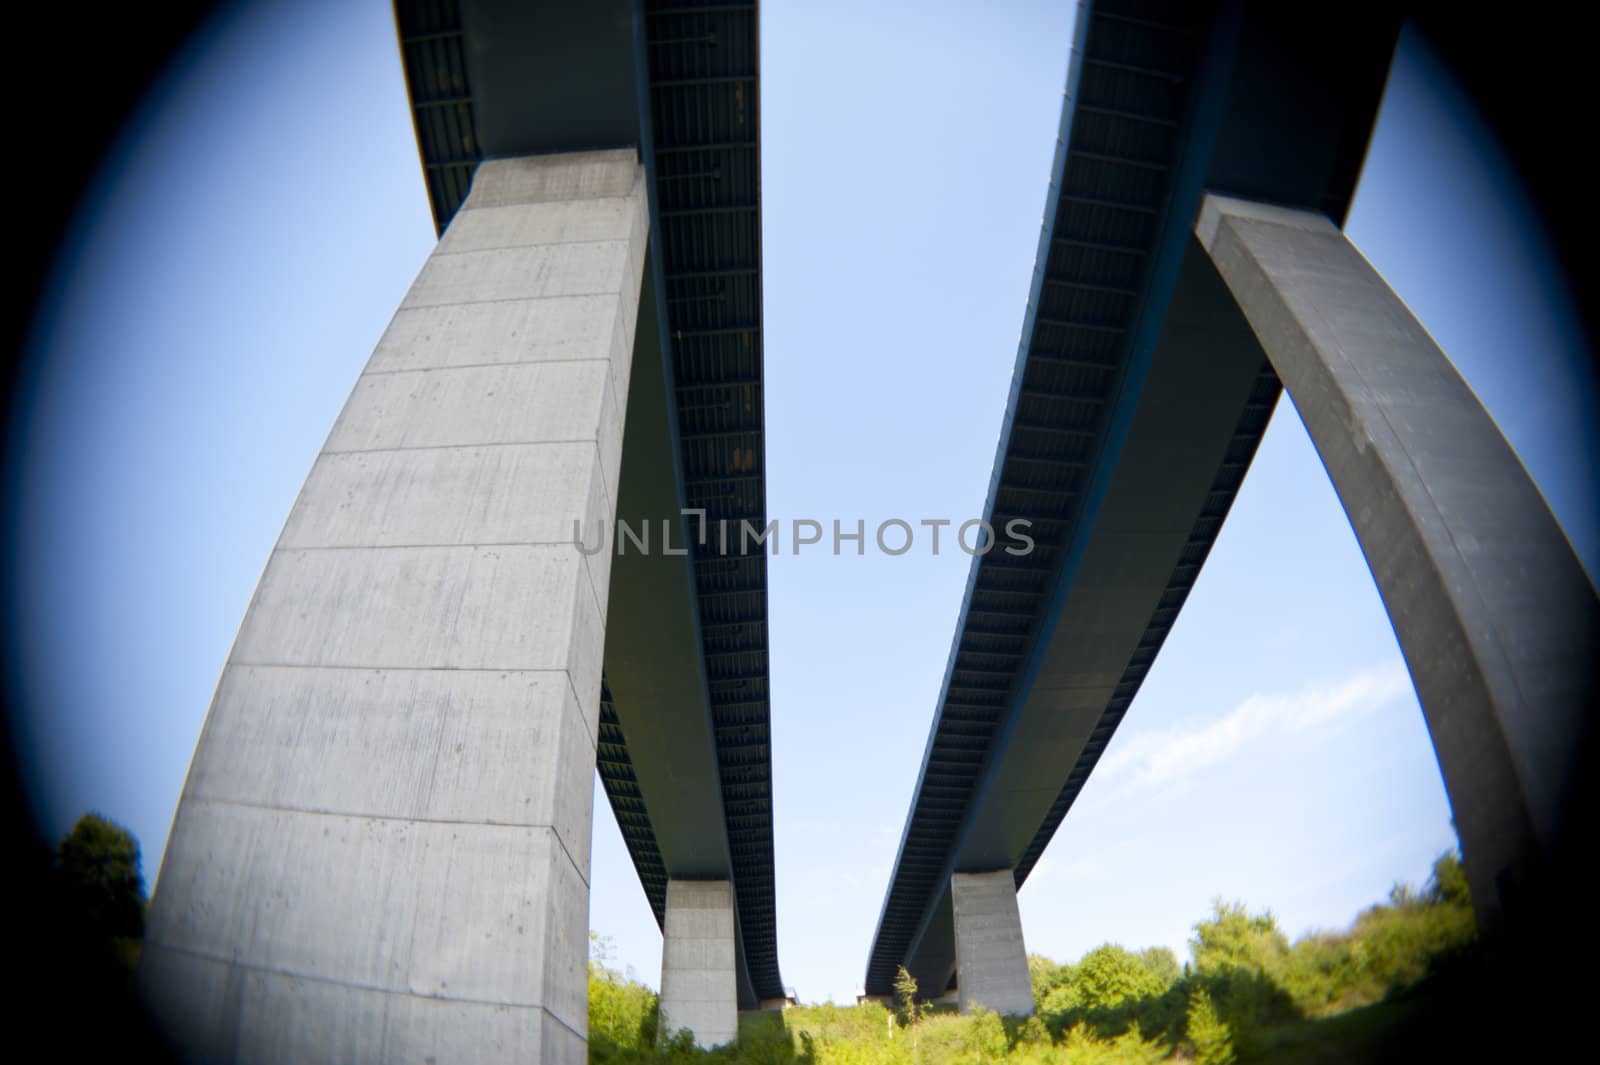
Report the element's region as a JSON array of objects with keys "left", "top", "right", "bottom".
[
  {"left": 131, "top": 0, "right": 1600, "bottom": 1059},
  {"left": 864, "top": 0, "right": 1599, "bottom": 1015},
  {"left": 139, "top": 0, "right": 782, "bottom": 1059}
]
